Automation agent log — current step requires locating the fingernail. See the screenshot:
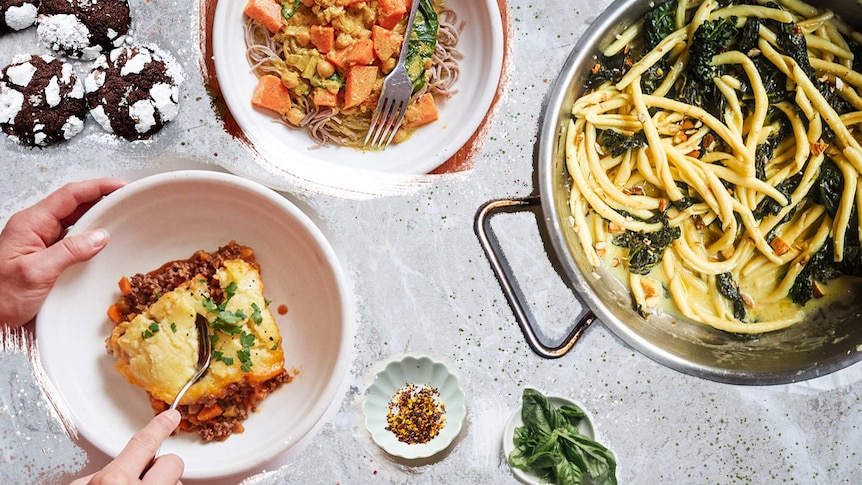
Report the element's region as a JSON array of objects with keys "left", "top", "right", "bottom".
[{"left": 87, "top": 229, "right": 109, "bottom": 249}]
